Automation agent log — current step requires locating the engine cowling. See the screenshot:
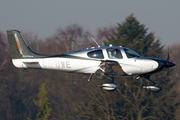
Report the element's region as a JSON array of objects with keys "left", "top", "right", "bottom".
[{"left": 98, "top": 83, "right": 119, "bottom": 91}]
